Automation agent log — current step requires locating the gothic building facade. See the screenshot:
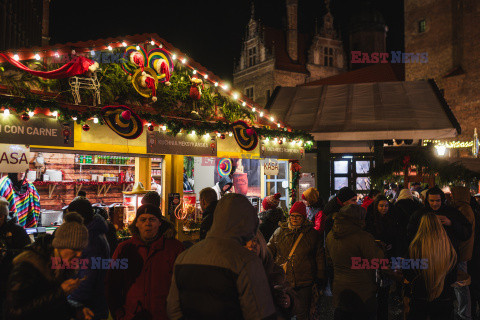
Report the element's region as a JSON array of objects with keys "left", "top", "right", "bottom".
[{"left": 233, "top": 0, "right": 346, "bottom": 107}]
